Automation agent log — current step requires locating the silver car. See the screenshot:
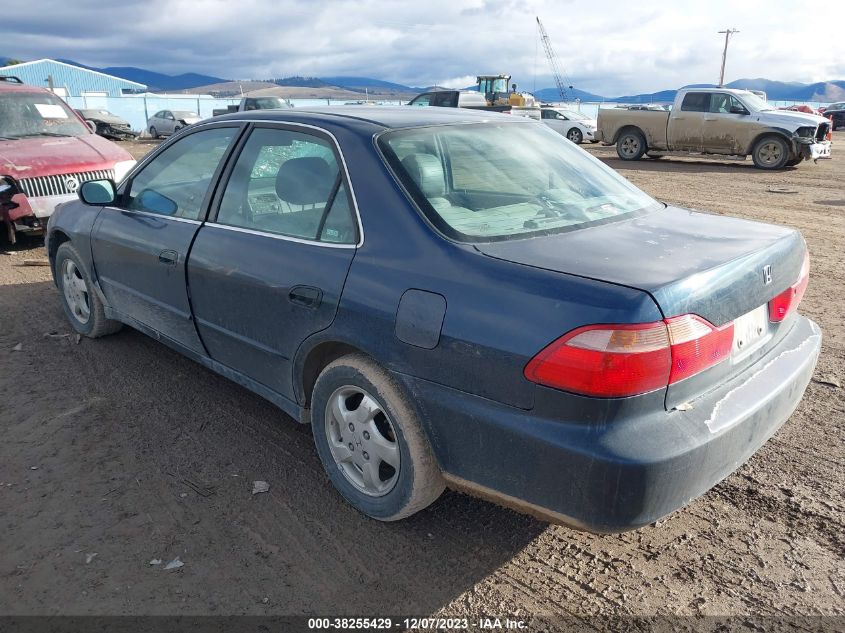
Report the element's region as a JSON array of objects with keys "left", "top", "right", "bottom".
[{"left": 146, "top": 109, "right": 202, "bottom": 138}]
